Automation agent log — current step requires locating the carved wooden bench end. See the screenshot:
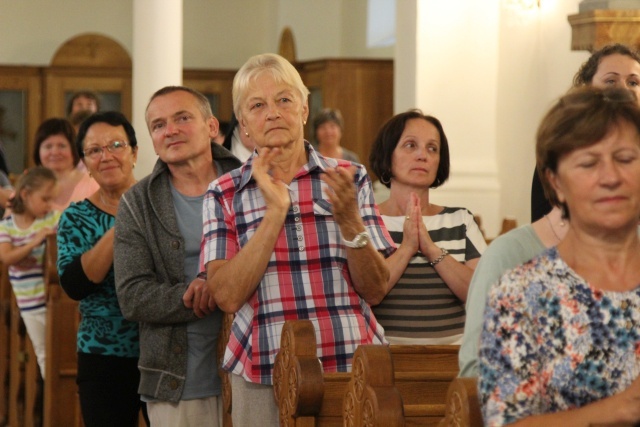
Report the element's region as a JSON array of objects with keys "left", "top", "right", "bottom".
[{"left": 343, "top": 345, "right": 404, "bottom": 427}]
